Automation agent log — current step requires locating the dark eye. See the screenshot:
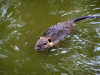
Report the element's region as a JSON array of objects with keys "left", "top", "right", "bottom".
[
  {"left": 48, "top": 39, "right": 51, "bottom": 42},
  {"left": 44, "top": 42, "right": 47, "bottom": 45}
]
